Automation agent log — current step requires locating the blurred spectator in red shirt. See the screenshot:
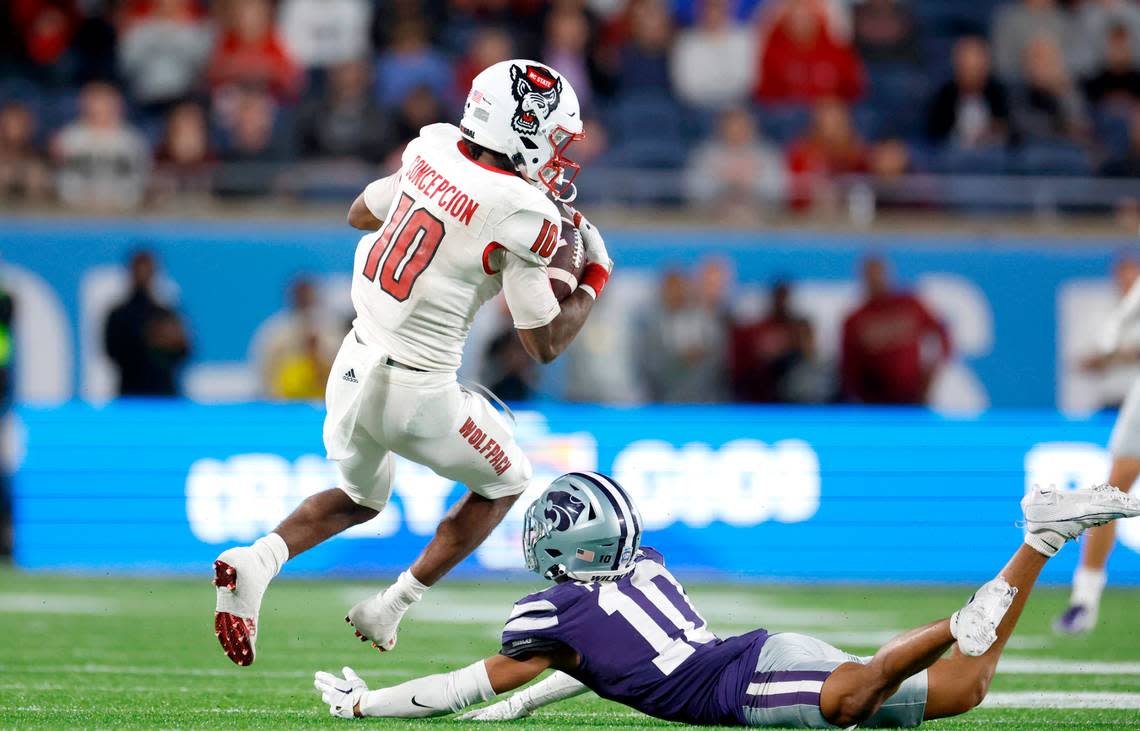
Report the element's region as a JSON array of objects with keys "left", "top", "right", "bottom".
[
  {"left": 207, "top": 0, "right": 301, "bottom": 103},
  {"left": 731, "top": 280, "right": 817, "bottom": 403},
  {"left": 841, "top": 256, "right": 951, "bottom": 405},
  {"left": 0, "top": 101, "right": 51, "bottom": 201},
  {"left": 754, "top": 0, "right": 864, "bottom": 103},
  {"left": 9, "top": 0, "right": 78, "bottom": 78},
  {"left": 785, "top": 98, "right": 867, "bottom": 209}
]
